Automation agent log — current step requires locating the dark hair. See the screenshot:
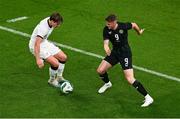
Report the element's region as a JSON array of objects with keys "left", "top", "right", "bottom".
[
  {"left": 50, "top": 12, "right": 63, "bottom": 24},
  {"left": 105, "top": 14, "right": 117, "bottom": 22}
]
